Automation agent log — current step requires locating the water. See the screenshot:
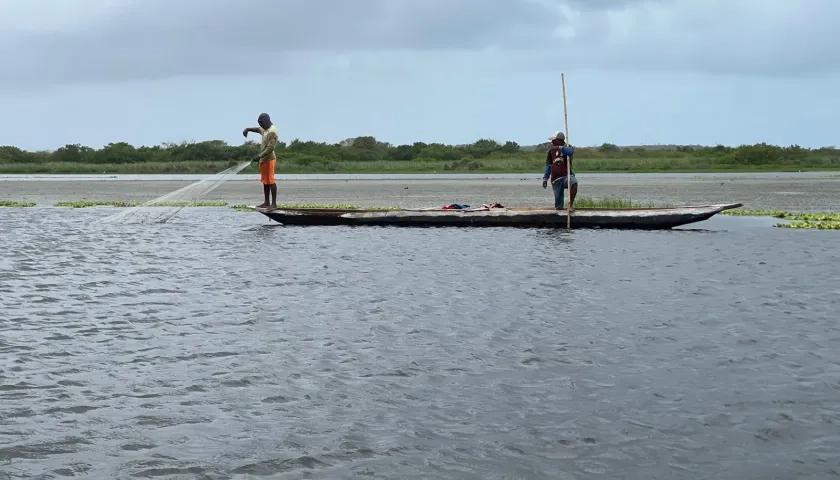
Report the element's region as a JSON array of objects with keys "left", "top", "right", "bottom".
[{"left": 1, "top": 207, "right": 839, "bottom": 479}]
